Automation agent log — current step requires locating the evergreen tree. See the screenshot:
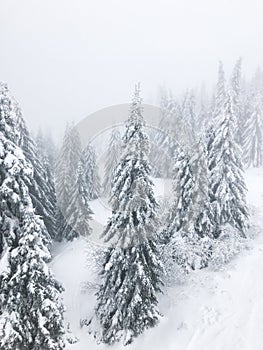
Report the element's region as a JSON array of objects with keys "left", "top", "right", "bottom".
[
  {"left": 231, "top": 58, "right": 242, "bottom": 113},
  {"left": 67, "top": 159, "right": 93, "bottom": 237},
  {"left": 206, "top": 61, "right": 227, "bottom": 158},
  {"left": 161, "top": 140, "right": 213, "bottom": 271},
  {"left": 213, "top": 61, "right": 226, "bottom": 120},
  {"left": 36, "top": 129, "right": 55, "bottom": 175},
  {"left": 36, "top": 131, "right": 56, "bottom": 204},
  {"left": 15, "top": 108, "right": 57, "bottom": 239},
  {"left": 251, "top": 67, "right": 263, "bottom": 93},
  {"left": 43, "top": 130, "right": 57, "bottom": 171},
  {"left": 56, "top": 124, "right": 78, "bottom": 241},
  {"left": 102, "top": 127, "right": 122, "bottom": 198},
  {"left": 56, "top": 124, "right": 92, "bottom": 240},
  {"left": 0, "top": 83, "right": 23, "bottom": 256},
  {"left": 79, "top": 143, "right": 100, "bottom": 201},
  {"left": 191, "top": 140, "right": 214, "bottom": 238},
  {"left": 181, "top": 89, "right": 197, "bottom": 137},
  {"left": 91, "top": 85, "right": 163, "bottom": 345},
  {"left": 208, "top": 93, "right": 249, "bottom": 238},
  {"left": 151, "top": 93, "right": 181, "bottom": 177},
  {"left": 198, "top": 99, "right": 209, "bottom": 132},
  {"left": 36, "top": 129, "right": 57, "bottom": 238},
  {"left": 162, "top": 146, "right": 193, "bottom": 242},
  {"left": 230, "top": 58, "right": 243, "bottom": 143},
  {"left": 0, "top": 212, "right": 65, "bottom": 350},
  {"left": 0, "top": 82, "right": 64, "bottom": 349},
  {"left": 242, "top": 89, "right": 263, "bottom": 167},
  {"left": 162, "top": 140, "right": 213, "bottom": 243}
]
